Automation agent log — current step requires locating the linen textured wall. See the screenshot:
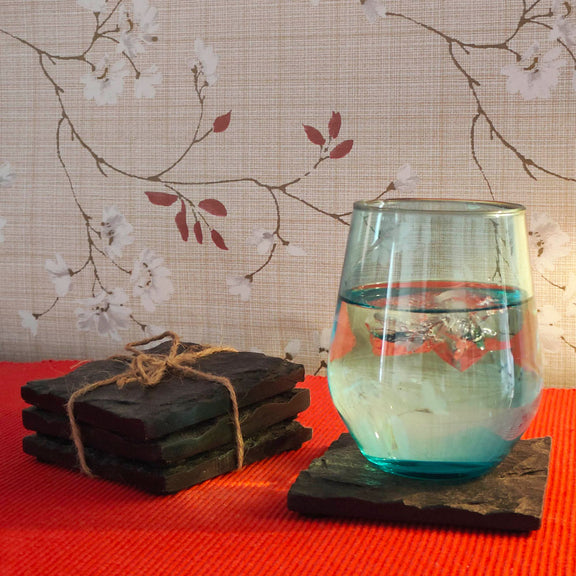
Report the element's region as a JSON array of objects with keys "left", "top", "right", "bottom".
[{"left": 1, "top": 0, "right": 575, "bottom": 387}]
